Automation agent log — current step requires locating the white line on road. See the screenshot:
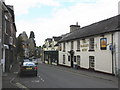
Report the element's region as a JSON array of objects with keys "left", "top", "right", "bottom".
[
  {"left": 38, "top": 75, "right": 45, "bottom": 82},
  {"left": 10, "top": 77, "right": 15, "bottom": 84},
  {"left": 41, "top": 78, "right": 44, "bottom": 82},
  {"left": 16, "top": 82, "right": 29, "bottom": 90}
]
